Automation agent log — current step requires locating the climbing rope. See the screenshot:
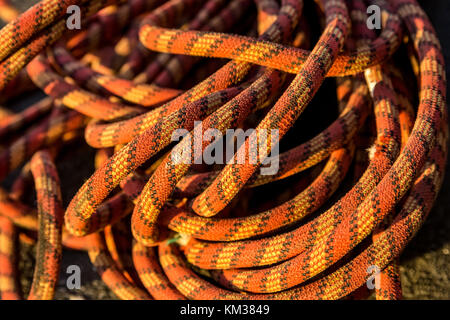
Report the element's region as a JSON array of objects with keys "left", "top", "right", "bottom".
[{"left": 0, "top": 0, "right": 447, "bottom": 300}]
